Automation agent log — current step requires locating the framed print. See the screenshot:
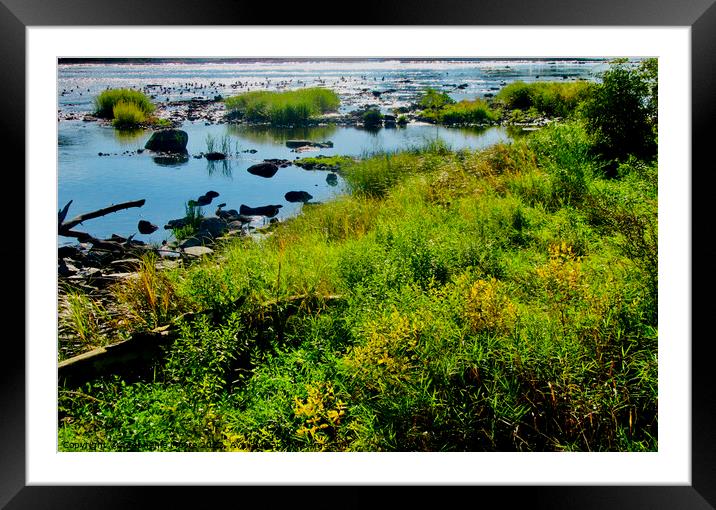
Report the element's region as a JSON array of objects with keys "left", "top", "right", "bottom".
[{"left": 4, "top": 0, "right": 714, "bottom": 507}]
